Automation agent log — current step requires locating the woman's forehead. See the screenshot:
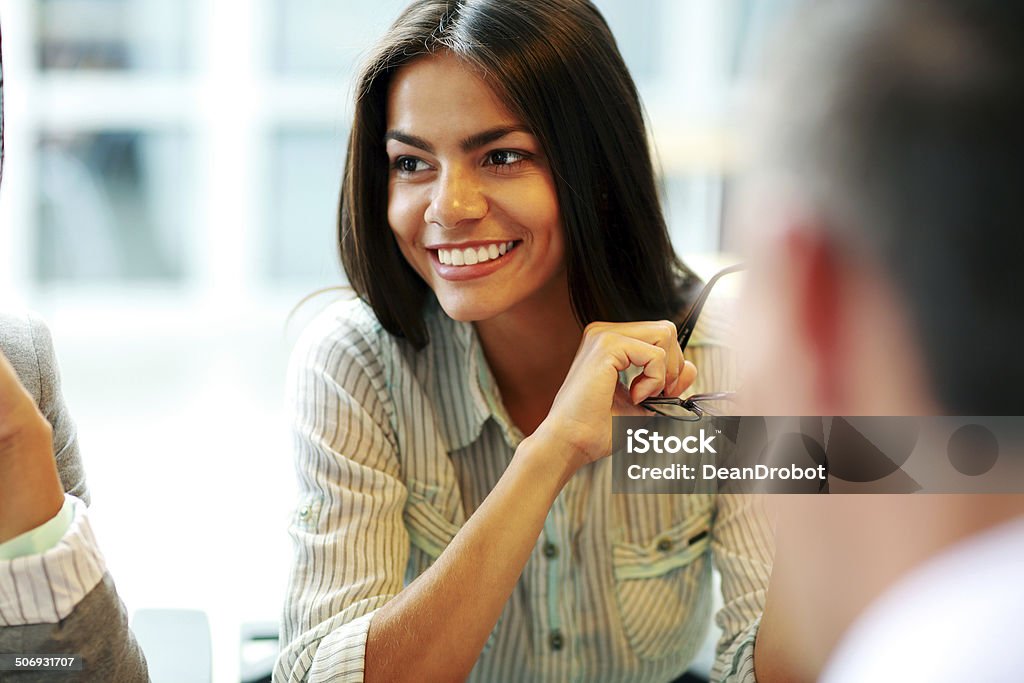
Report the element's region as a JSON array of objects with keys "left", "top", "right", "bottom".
[{"left": 385, "top": 53, "right": 526, "bottom": 142}]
